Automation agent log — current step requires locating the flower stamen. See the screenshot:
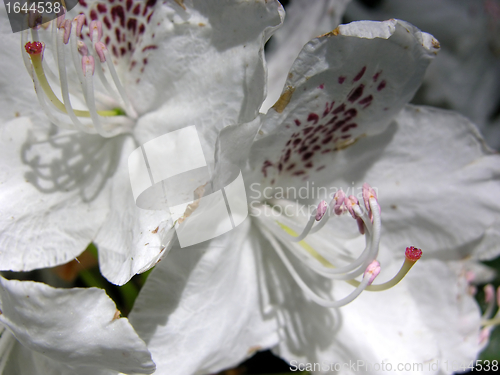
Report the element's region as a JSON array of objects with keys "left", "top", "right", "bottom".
[
  {"left": 480, "top": 286, "right": 500, "bottom": 344},
  {"left": 347, "top": 246, "right": 422, "bottom": 291},
  {"left": 24, "top": 41, "right": 117, "bottom": 119},
  {"left": 254, "top": 182, "right": 422, "bottom": 307},
  {"left": 259, "top": 223, "right": 380, "bottom": 307},
  {"left": 22, "top": 11, "right": 135, "bottom": 136}
]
